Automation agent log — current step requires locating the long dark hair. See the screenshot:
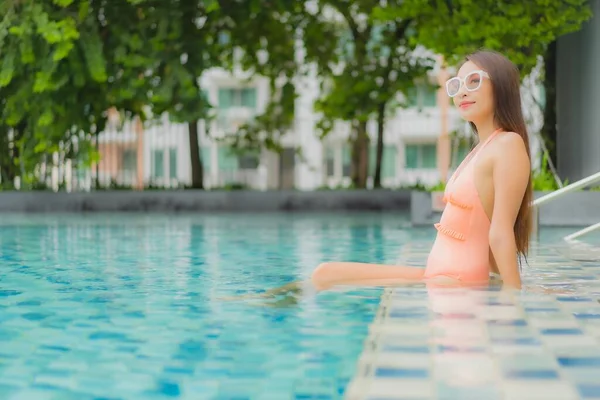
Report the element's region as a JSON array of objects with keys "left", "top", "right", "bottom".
[{"left": 464, "top": 50, "right": 533, "bottom": 258}]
